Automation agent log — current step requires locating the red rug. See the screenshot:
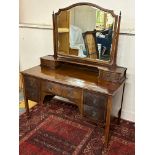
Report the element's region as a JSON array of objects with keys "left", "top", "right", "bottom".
[{"left": 19, "top": 99, "right": 135, "bottom": 155}]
